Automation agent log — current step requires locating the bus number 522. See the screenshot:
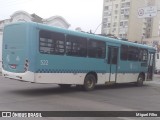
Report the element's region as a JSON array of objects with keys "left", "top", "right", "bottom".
[{"left": 40, "top": 60, "right": 48, "bottom": 66}]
